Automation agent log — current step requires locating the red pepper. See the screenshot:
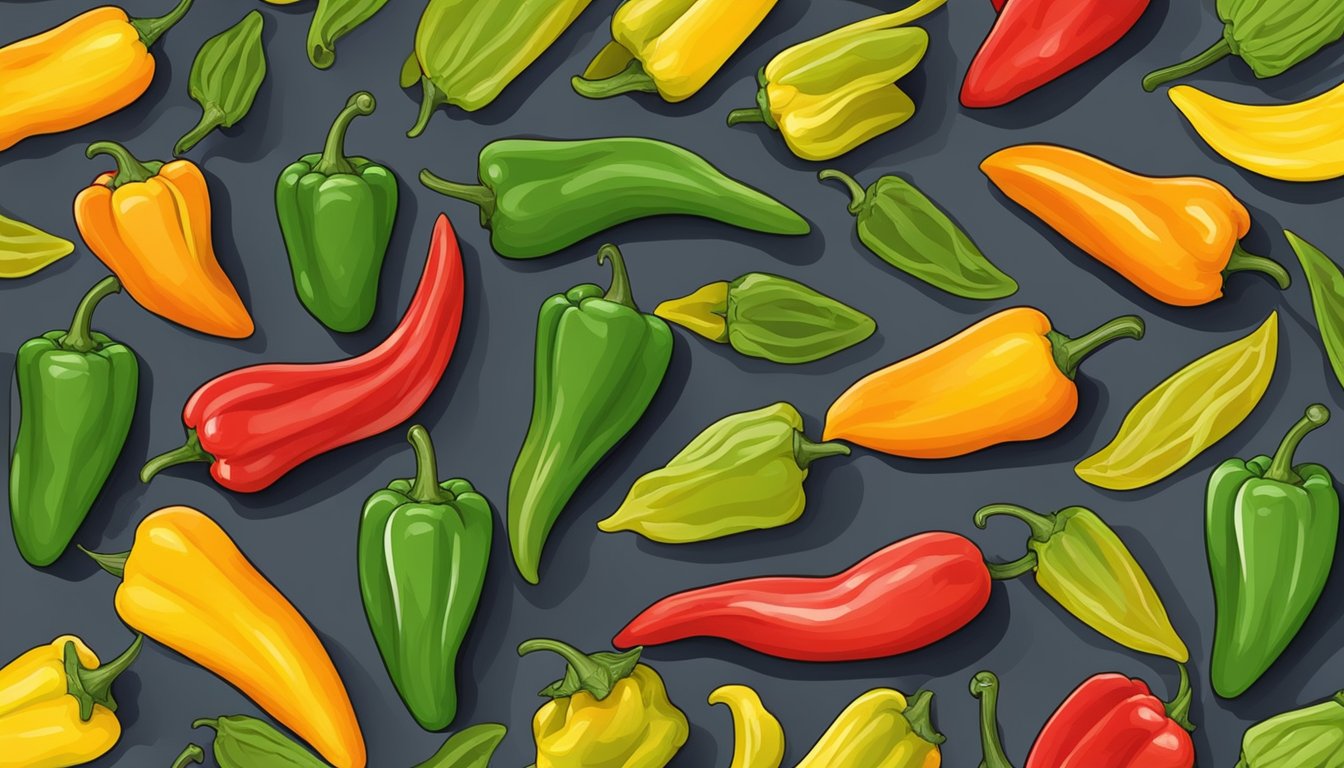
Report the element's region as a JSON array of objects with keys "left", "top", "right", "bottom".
[
  {"left": 140, "top": 214, "right": 466, "bottom": 493},
  {"left": 961, "top": 0, "right": 1150, "bottom": 108},
  {"left": 612, "top": 532, "right": 992, "bottom": 662}
]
